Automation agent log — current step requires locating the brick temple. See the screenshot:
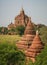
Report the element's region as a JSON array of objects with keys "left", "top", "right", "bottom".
[
  {"left": 8, "top": 8, "right": 29, "bottom": 30},
  {"left": 25, "top": 30, "right": 44, "bottom": 62}
]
